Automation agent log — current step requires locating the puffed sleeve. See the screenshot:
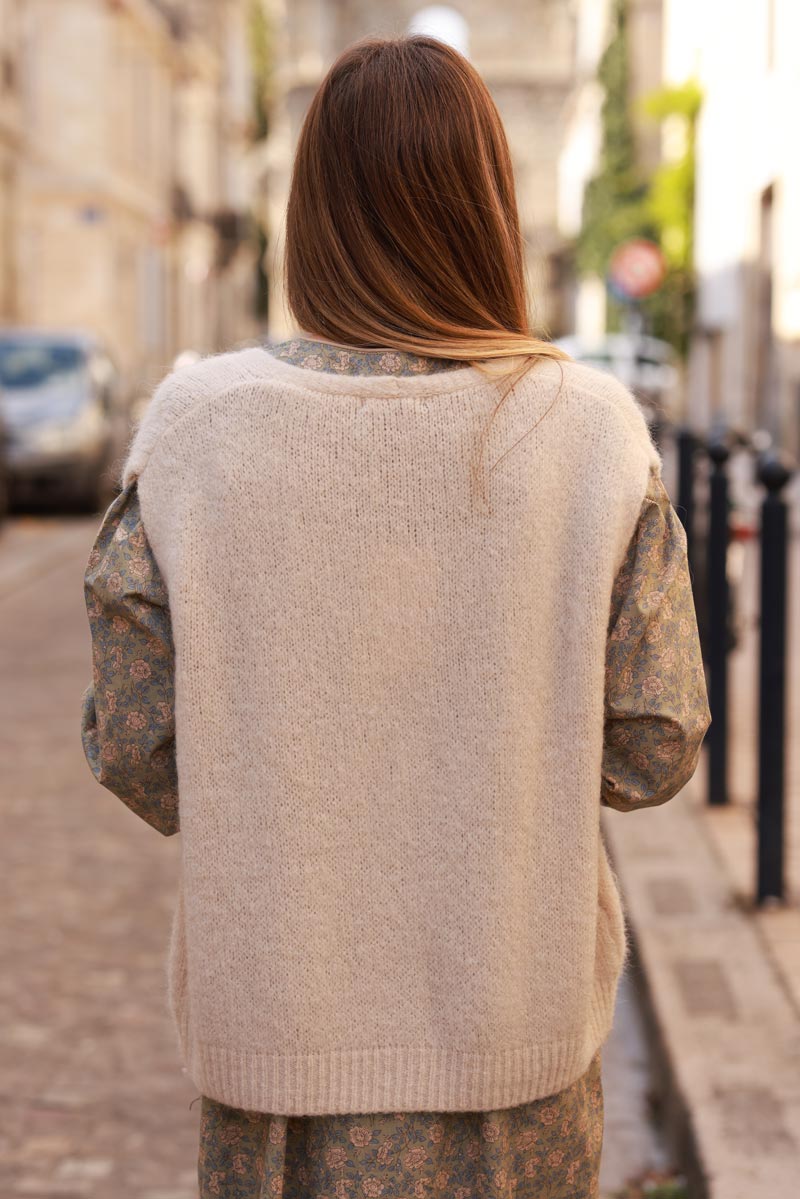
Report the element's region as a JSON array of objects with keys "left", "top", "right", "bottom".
[
  {"left": 80, "top": 480, "right": 178, "bottom": 836},
  {"left": 601, "top": 464, "right": 711, "bottom": 812}
]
